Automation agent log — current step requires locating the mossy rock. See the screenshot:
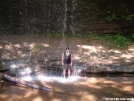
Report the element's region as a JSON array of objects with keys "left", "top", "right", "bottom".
[{"left": 0, "top": 61, "right": 7, "bottom": 71}]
